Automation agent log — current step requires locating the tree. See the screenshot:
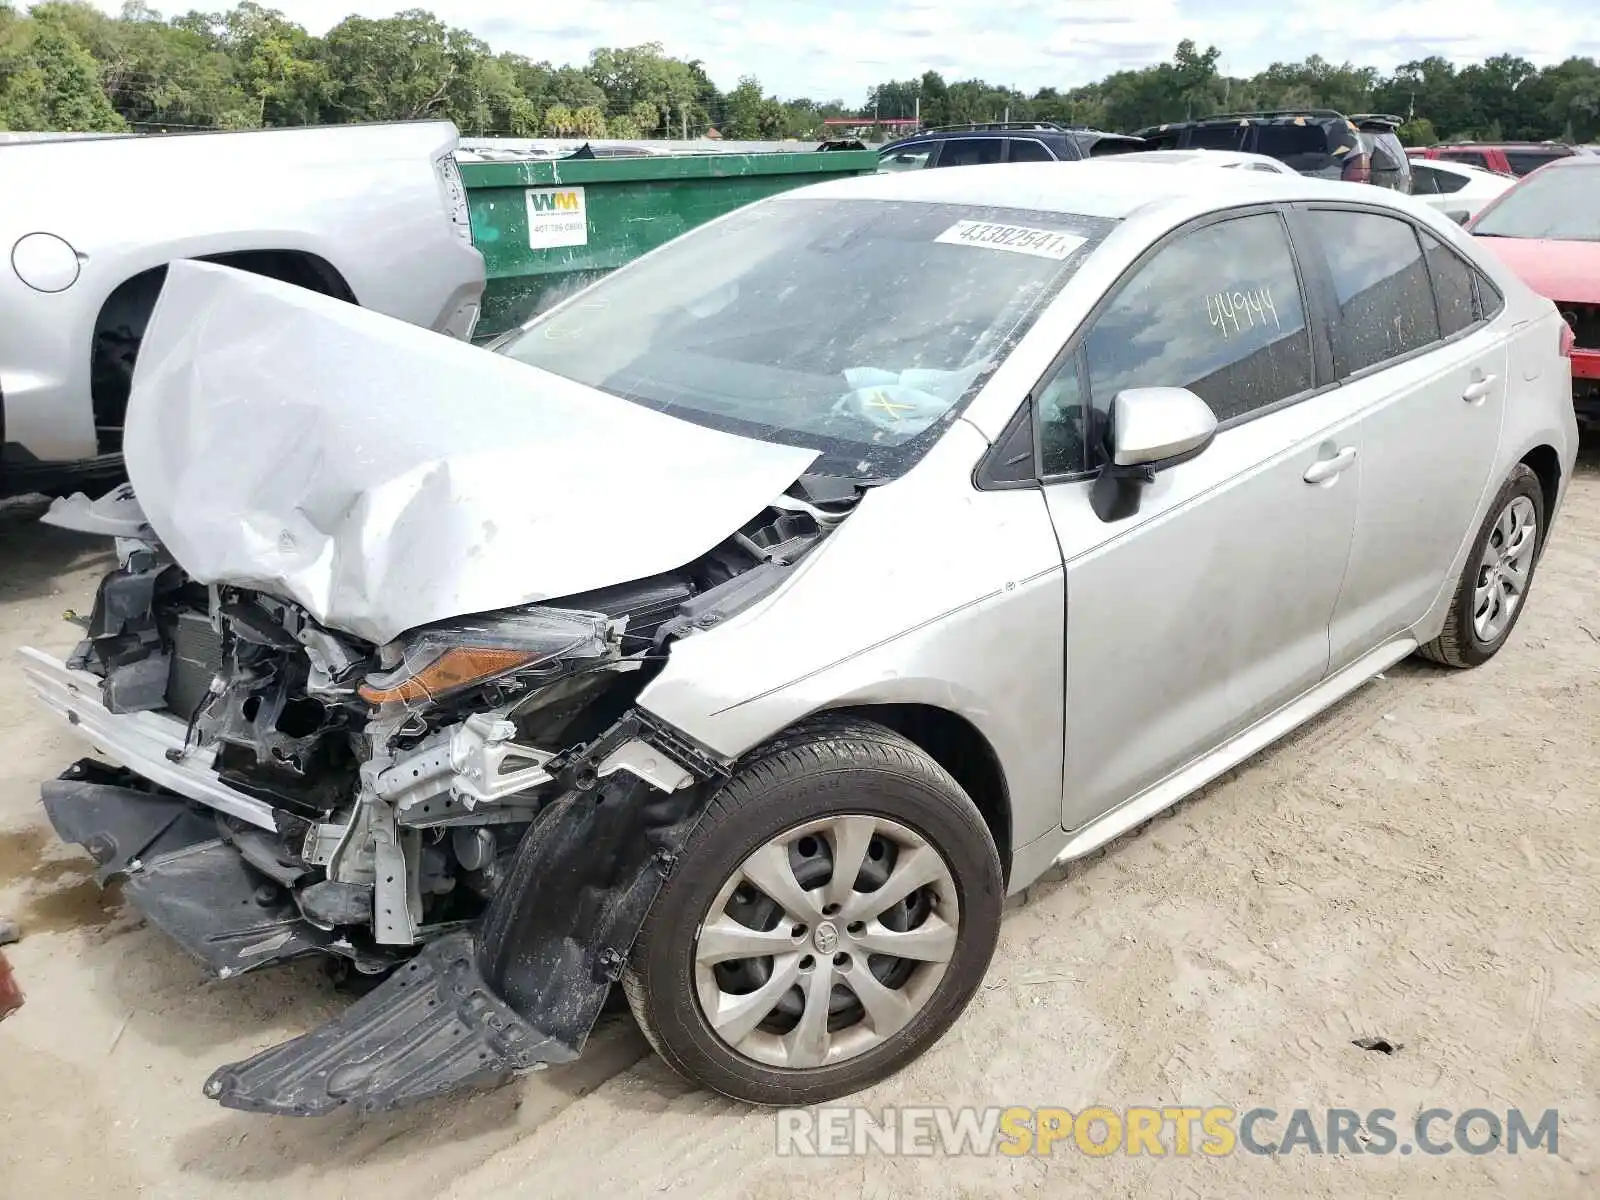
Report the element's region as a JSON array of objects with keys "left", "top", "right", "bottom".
[
  {"left": 540, "top": 101, "right": 572, "bottom": 135},
  {"left": 216, "top": 2, "right": 325, "bottom": 126},
  {"left": 723, "top": 74, "right": 785, "bottom": 139},
  {"left": 0, "top": 10, "right": 125, "bottom": 131},
  {"left": 319, "top": 9, "right": 491, "bottom": 126},
  {"left": 586, "top": 43, "right": 699, "bottom": 134},
  {"left": 3, "top": 3, "right": 1598, "bottom": 153},
  {"left": 1398, "top": 116, "right": 1437, "bottom": 147}
]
